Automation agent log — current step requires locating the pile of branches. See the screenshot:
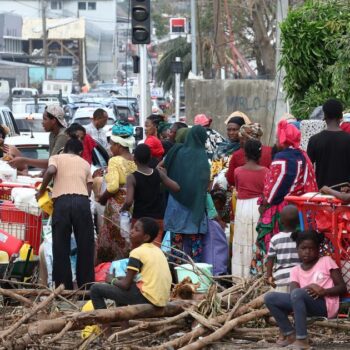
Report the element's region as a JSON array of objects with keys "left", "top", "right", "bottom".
[{"left": 0, "top": 276, "right": 350, "bottom": 349}]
